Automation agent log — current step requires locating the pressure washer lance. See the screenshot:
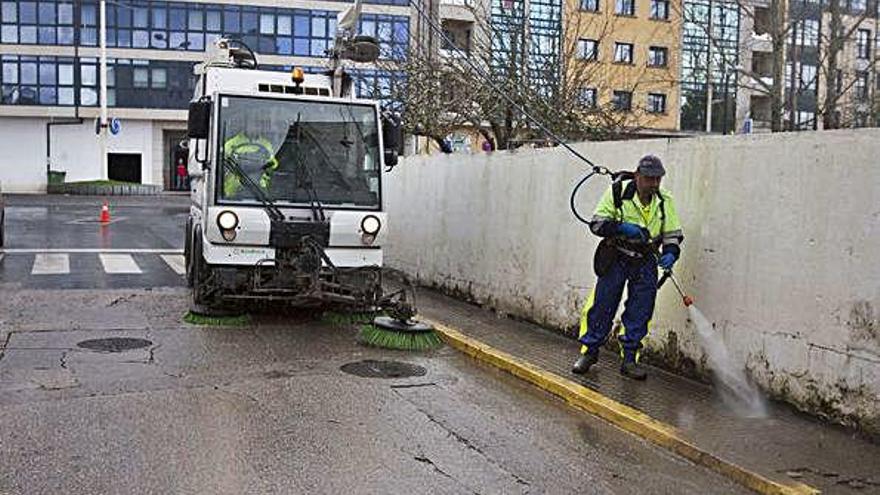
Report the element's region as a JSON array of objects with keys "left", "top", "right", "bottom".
[{"left": 658, "top": 269, "right": 694, "bottom": 307}]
